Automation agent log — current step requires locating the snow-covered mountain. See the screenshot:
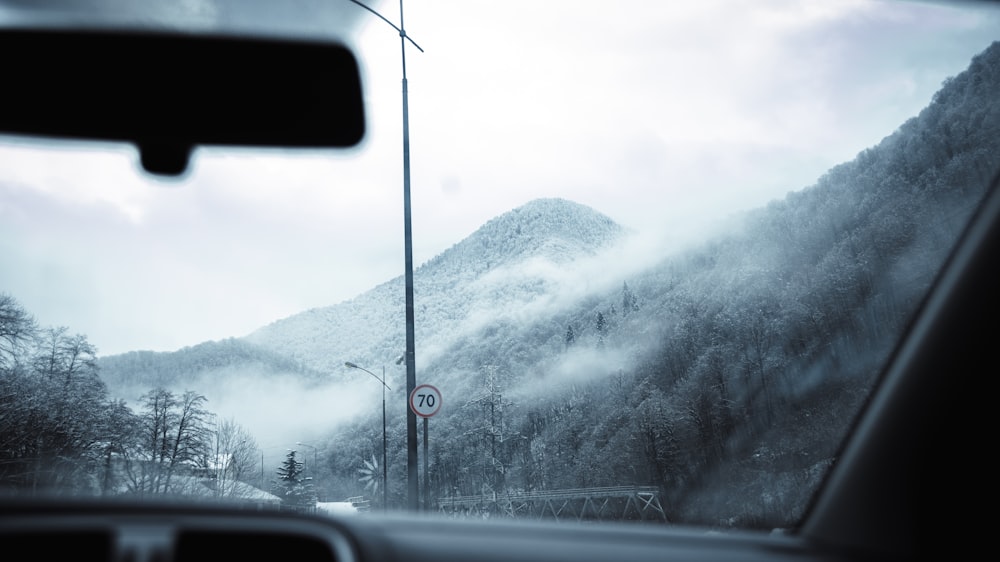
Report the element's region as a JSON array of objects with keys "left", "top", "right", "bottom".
[
  {"left": 243, "top": 197, "right": 626, "bottom": 378},
  {"left": 98, "top": 338, "right": 325, "bottom": 402}
]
